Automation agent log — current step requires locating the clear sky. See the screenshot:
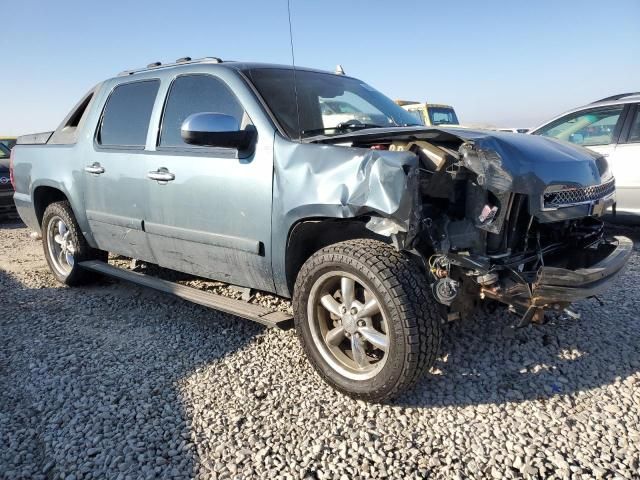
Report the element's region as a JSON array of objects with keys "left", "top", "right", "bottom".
[{"left": 1, "top": 0, "right": 638, "bottom": 135}]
